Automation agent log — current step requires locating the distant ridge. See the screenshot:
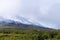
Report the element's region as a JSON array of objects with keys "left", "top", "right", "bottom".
[{"left": 0, "top": 17, "right": 53, "bottom": 30}]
